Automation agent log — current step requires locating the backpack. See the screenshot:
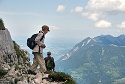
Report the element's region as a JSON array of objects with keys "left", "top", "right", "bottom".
[{"left": 27, "top": 32, "right": 44, "bottom": 49}]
